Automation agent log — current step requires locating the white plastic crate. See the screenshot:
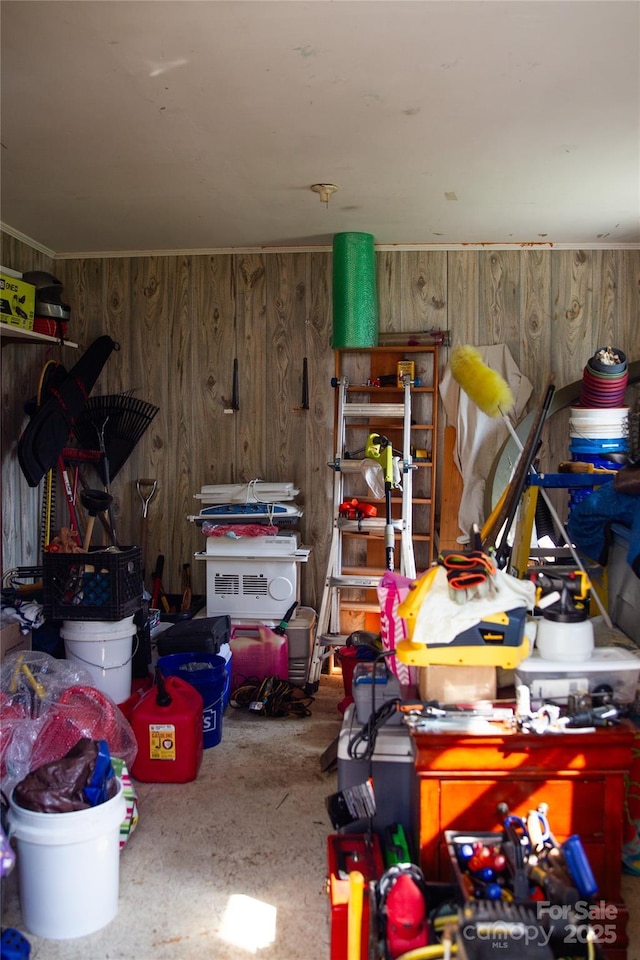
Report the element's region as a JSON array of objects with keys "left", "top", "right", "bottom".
[{"left": 516, "top": 646, "right": 640, "bottom": 703}]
